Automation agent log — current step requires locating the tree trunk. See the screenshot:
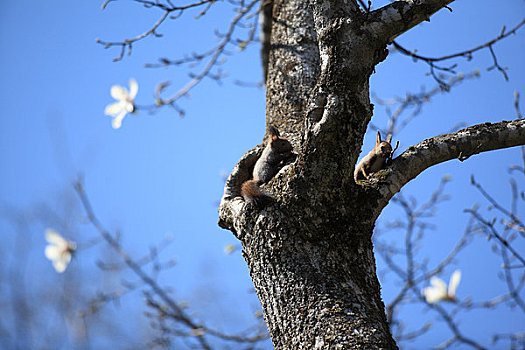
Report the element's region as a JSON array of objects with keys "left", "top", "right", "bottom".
[
  {"left": 242, "top": 218, "right": 395, "bottom": 349},
  {"left": 219, "top": 0, "right": 524, "bottom": 348}
]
